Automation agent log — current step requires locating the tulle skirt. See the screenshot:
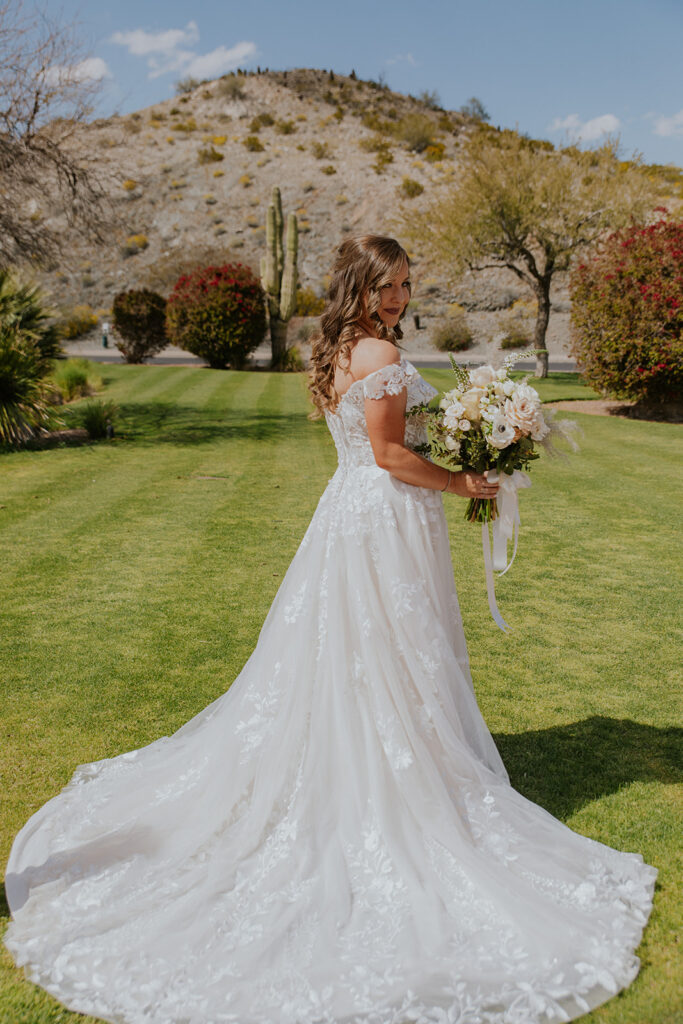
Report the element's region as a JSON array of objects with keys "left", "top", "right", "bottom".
[{"left": 4, "top": 465, "right": 656, "bottom": 1024}]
